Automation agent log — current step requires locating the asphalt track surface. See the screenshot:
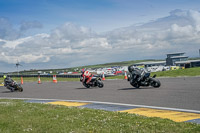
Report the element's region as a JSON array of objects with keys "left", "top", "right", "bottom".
[{"left": 0, "top": 77, "right": 200, "bottom": 111}]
